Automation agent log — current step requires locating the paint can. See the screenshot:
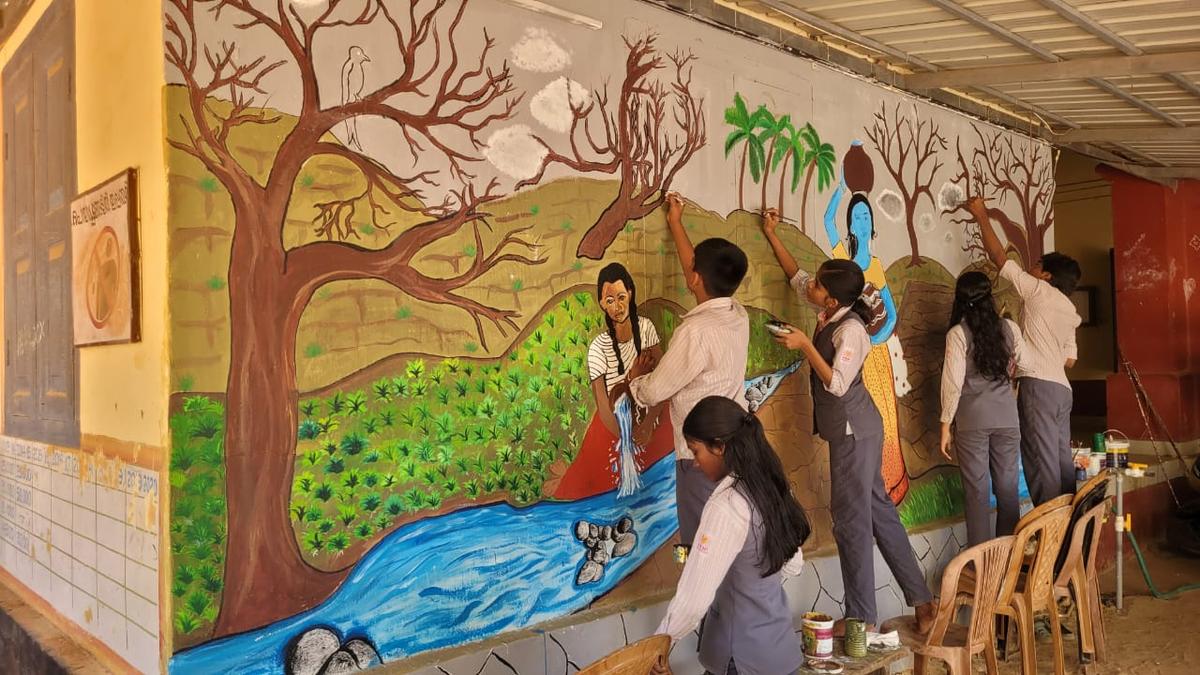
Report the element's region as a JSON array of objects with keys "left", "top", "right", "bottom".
[
  {"left": 802, "top": 612, "right": 834, "bottom": 661},
  {"left": 844, "top": 618, "right": 868, "bottom": 658},
  {"left": 1089, "top": 452, "right": 1104, "bottom": 477},
  {"left": 1108, "top": 438, "right": 1130, "bottom": 469}
]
